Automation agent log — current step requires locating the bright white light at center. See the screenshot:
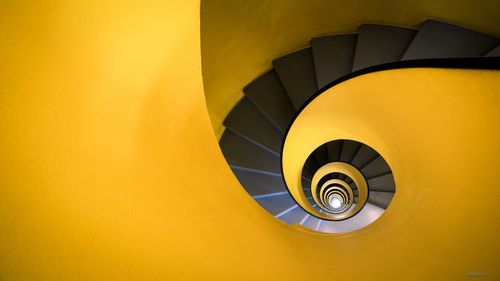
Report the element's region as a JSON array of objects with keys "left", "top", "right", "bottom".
[{"left": 330, "top": 197, "right": 342, "bottom": 209}]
